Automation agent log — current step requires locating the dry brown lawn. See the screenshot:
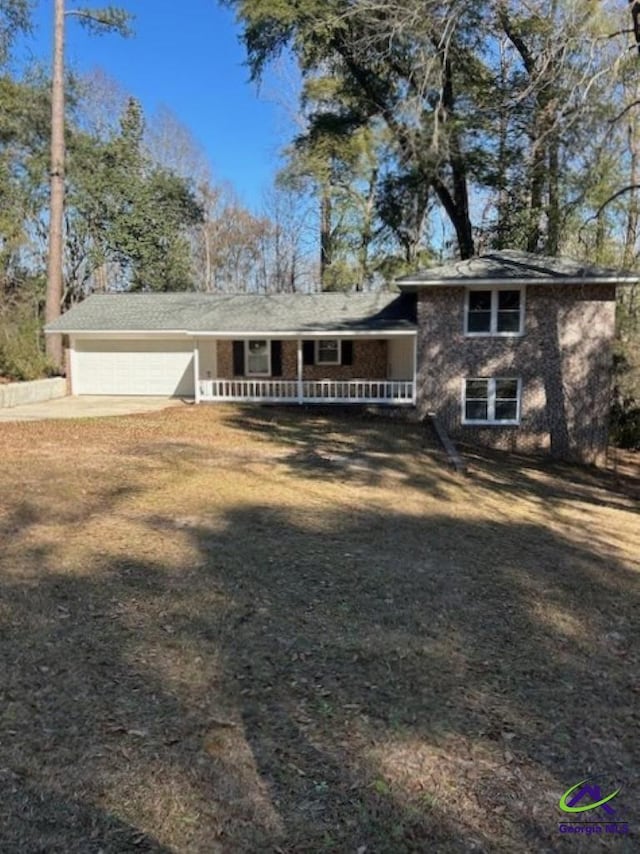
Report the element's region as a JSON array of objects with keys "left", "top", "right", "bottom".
[{"left": 0, "top": 404, "right": 638, "bottom": 853}]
